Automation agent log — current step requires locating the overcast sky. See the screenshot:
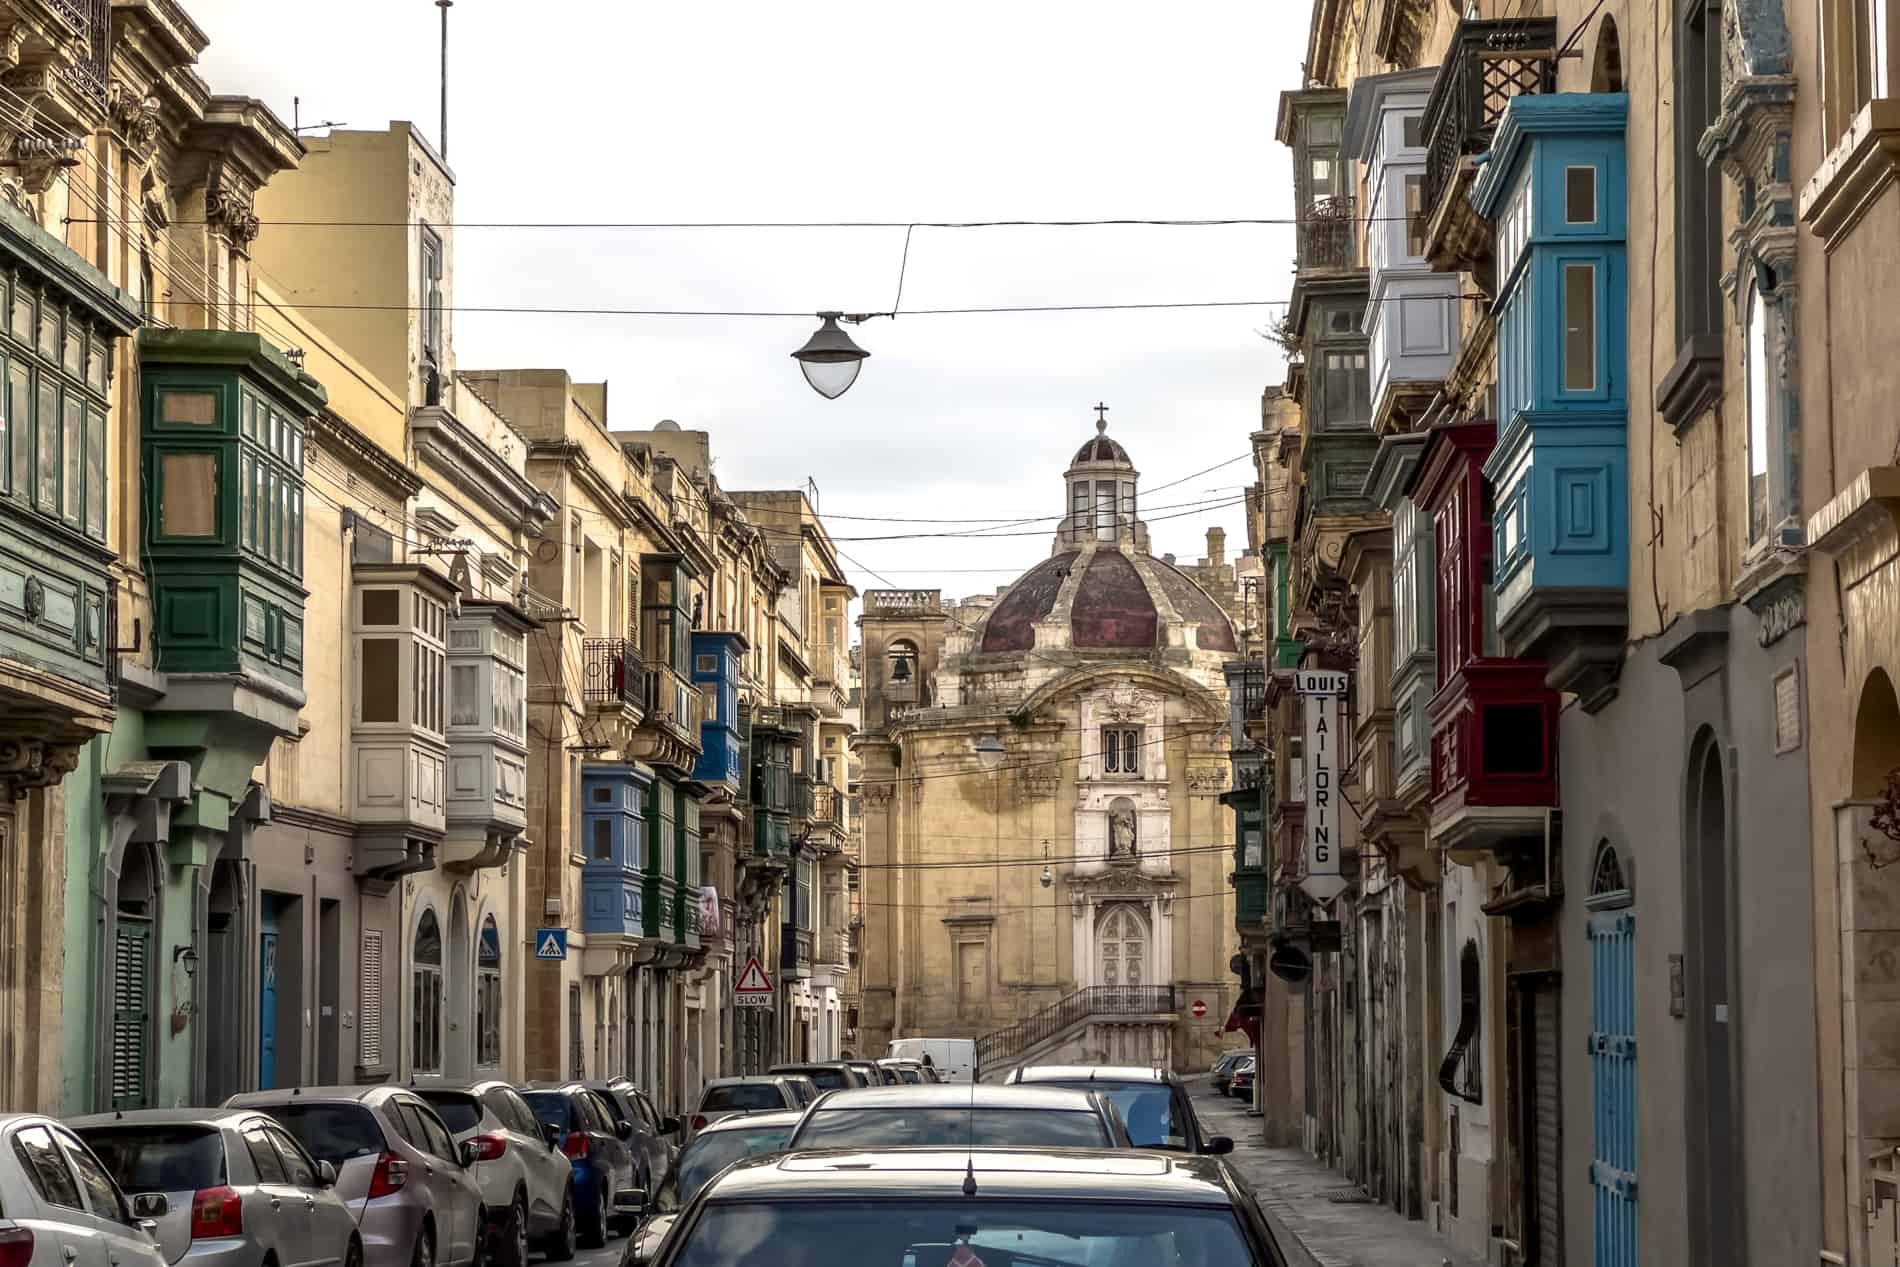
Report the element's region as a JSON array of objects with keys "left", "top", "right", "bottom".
[{"left": 192, "top": 1, "right": 1305, "bottom": 612}]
